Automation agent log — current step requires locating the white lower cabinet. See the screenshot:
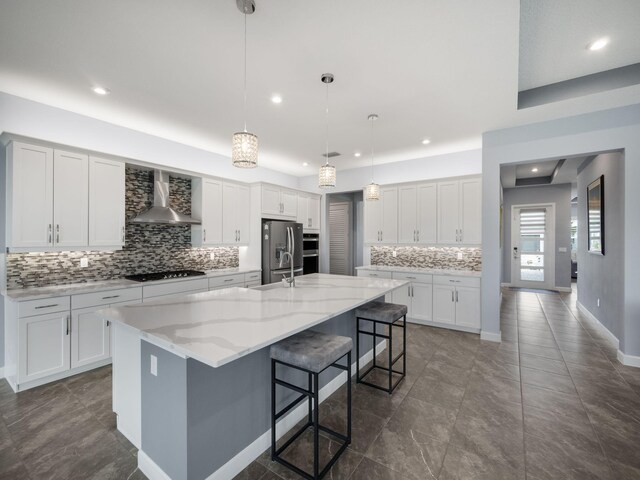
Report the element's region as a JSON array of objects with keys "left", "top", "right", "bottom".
[
  {"left": 19, "top": 311, "right": 71, "bottom": 383},
  {"left": 71, "top": 307, "right": 110, "bottom": 369},
  {"left": 391, "top": 272, "right": 433, "bottom": 323},
  {"left": 433, "top": 277, "right": 481, "bottom": 329}
]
